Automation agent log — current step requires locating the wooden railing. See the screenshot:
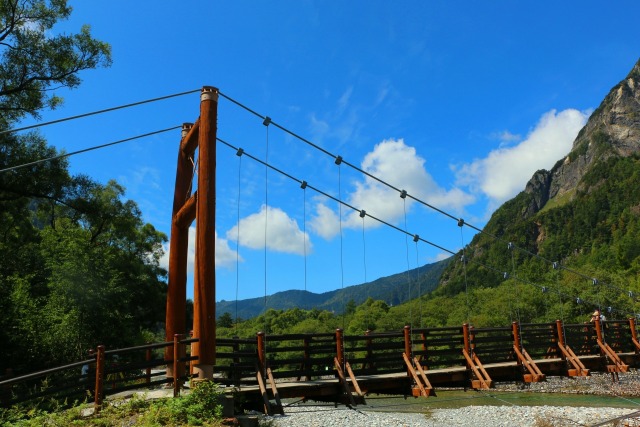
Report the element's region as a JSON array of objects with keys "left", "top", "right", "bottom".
[
  {"left": 0, "top": 336, "right": 196, "bottom": 412},
  {"left": 3, "top": 318, "right": 640, "bottom": 410}
]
